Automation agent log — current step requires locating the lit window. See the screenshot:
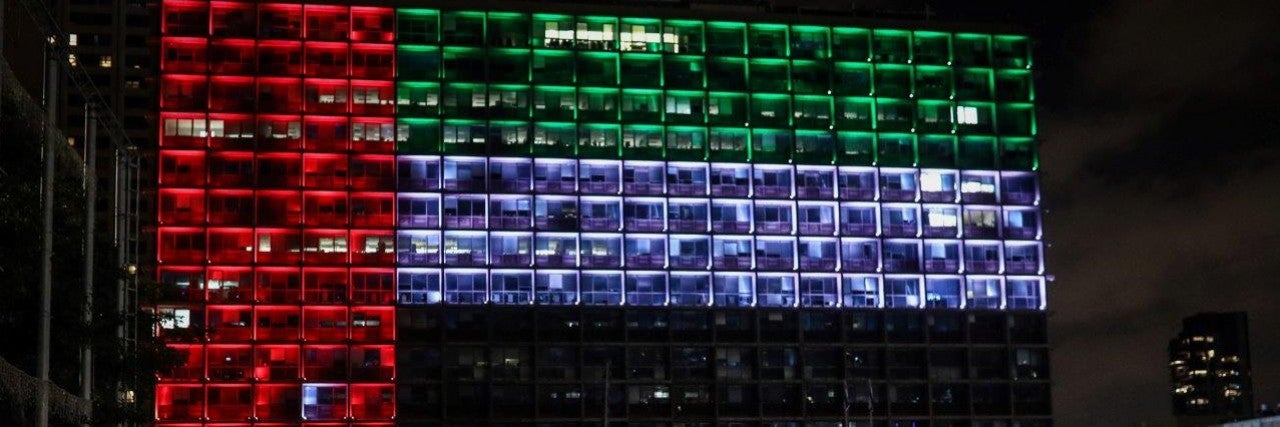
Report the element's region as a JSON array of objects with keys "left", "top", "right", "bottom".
[
  {"left": 68, "top": 54, "right": 78, "bottom": 67},
  {"left": 69, "top": 34, "right": 78, "bottom": 46},
  {"left": 99, "top": 55, "right": 113, "bottom": 68},
  {"left": 956, "top": 105, "right": 979, "bottom": 125}
]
